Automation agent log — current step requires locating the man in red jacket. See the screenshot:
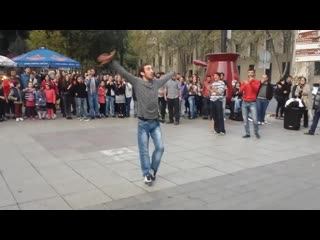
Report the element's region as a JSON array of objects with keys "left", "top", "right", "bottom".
[{"left": 239, "top": 69, "right": 261, "bottom": 139}]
